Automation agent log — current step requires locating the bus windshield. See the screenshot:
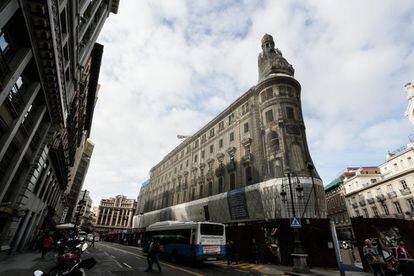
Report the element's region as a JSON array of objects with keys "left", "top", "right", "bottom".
[{"left": 200, "top": 223, "right": 224, "bottom": 236}]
